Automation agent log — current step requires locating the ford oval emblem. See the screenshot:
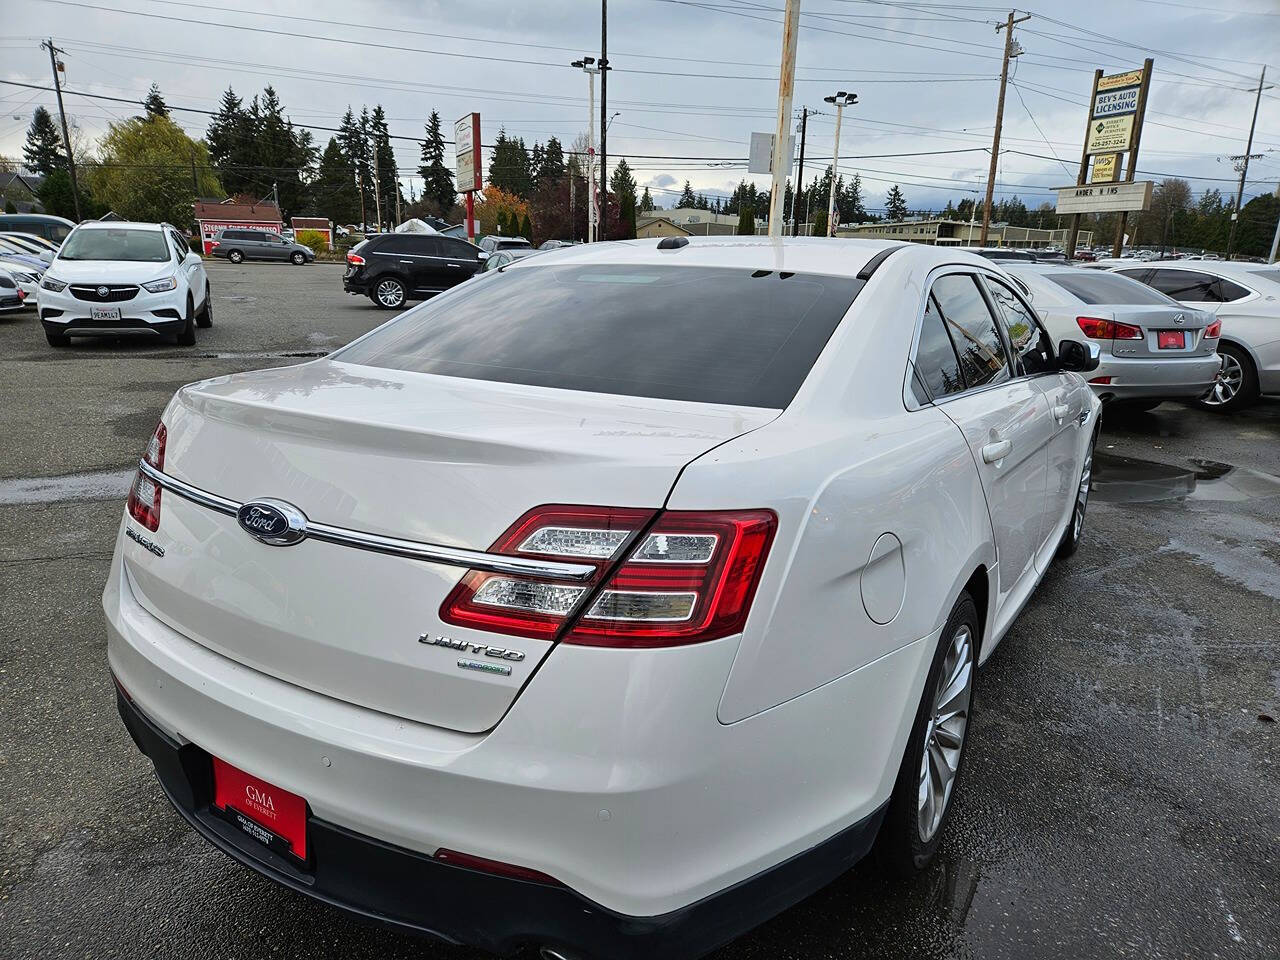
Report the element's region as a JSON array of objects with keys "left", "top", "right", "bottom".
[{"left": 236, "top": 499, "right": 307, "bottom": 546}]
